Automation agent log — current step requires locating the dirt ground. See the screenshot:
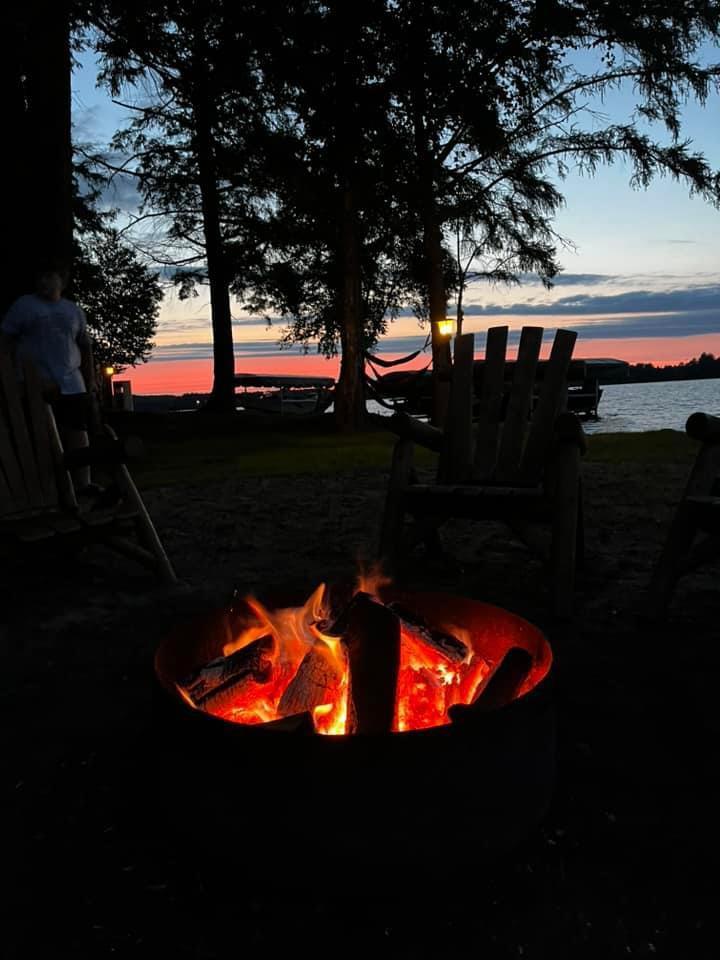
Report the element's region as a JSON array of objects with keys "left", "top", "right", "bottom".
[{"left": 3, "top": 457, "right": 718, "bottom": 958}]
